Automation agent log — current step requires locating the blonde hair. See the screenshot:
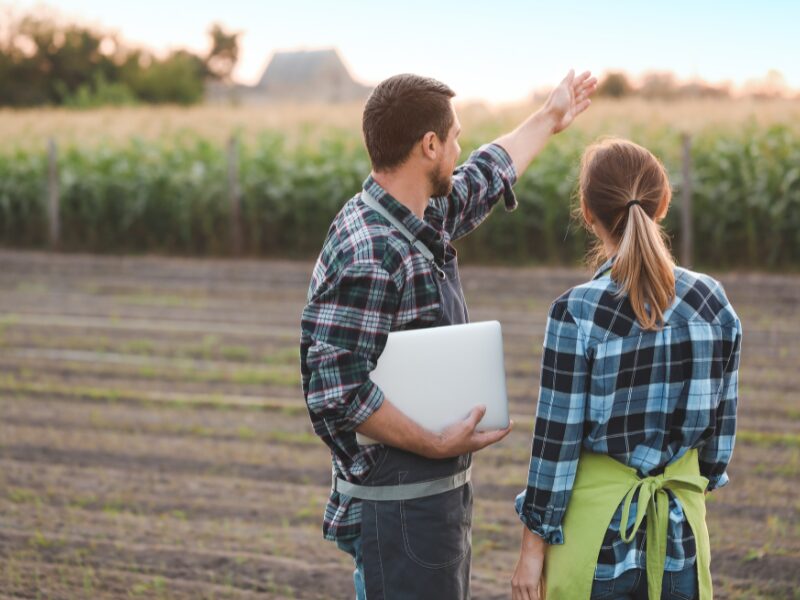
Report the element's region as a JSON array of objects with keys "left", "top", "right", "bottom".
[{"left": 578, "top": 138, "right": 676, "bottom": 330}]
